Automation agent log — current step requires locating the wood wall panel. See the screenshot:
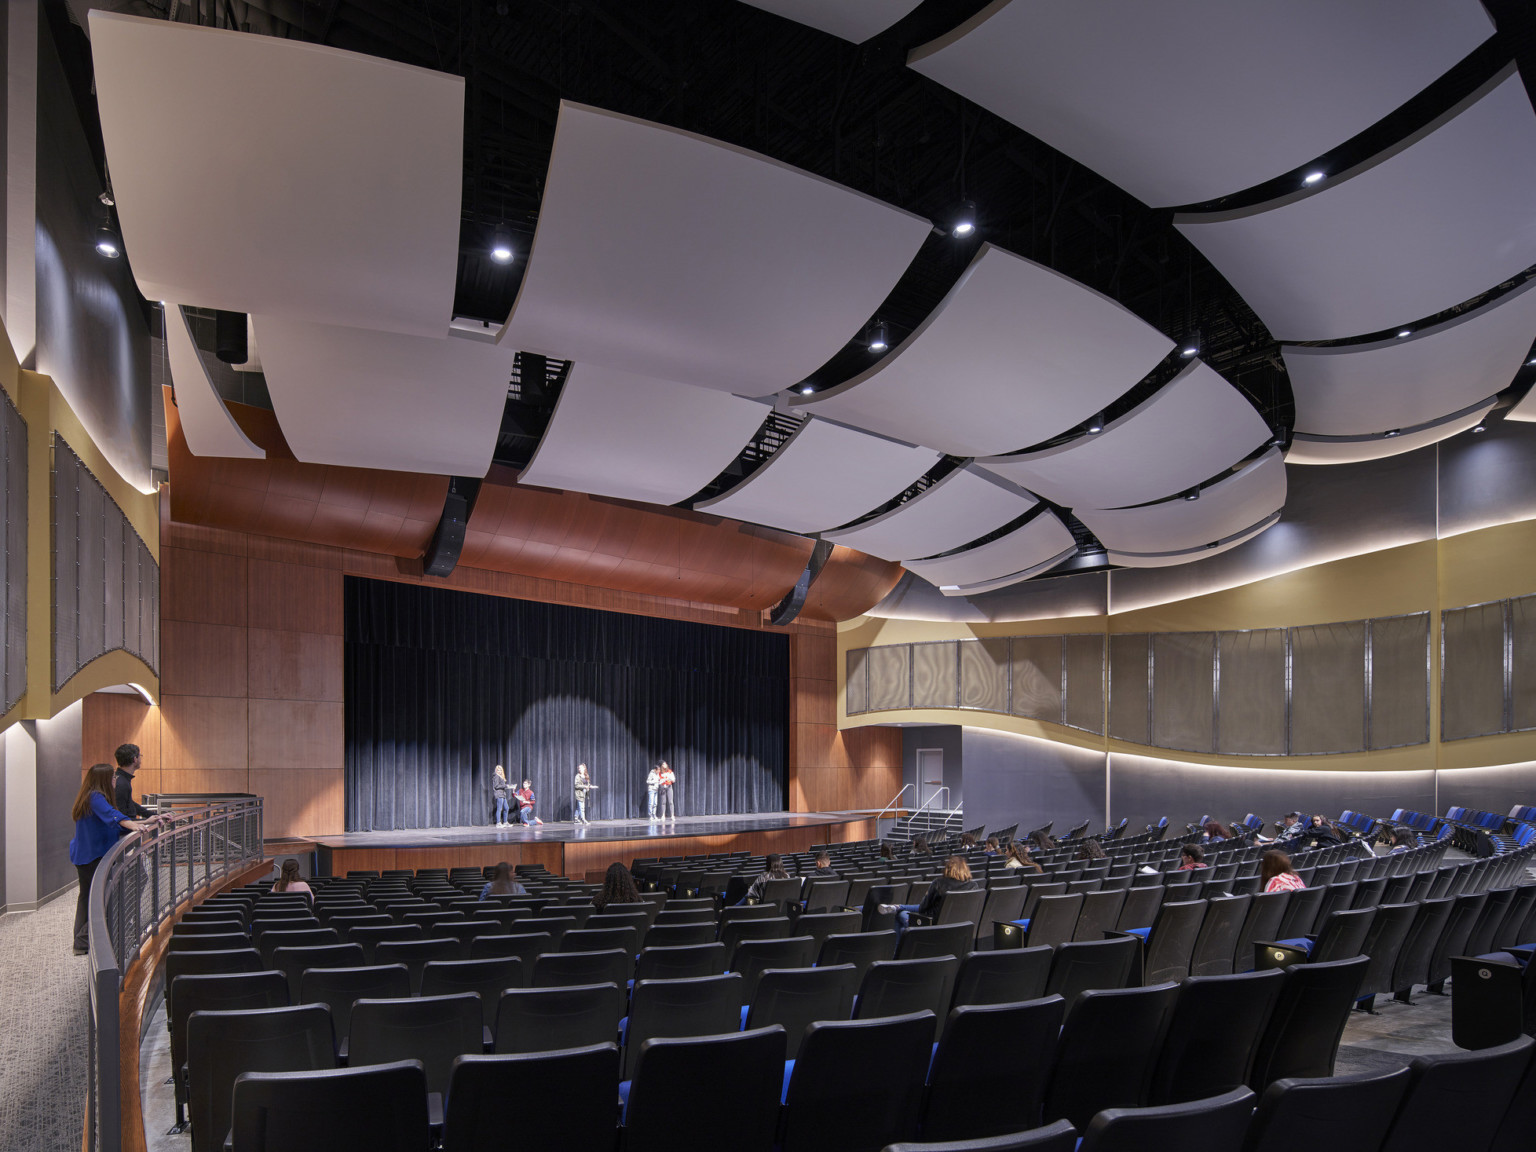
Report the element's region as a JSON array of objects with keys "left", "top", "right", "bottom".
[
  {"left": 247, "top": 629, "right": 344, "bottom": 702},
  {"left": 81, "top": 692, "right": 162, "bottom": 794},
  {"left": 160, "top": 547, "right": 246, "bottom": 626},
  {"left": 248, "top": 768, "right": 343, "bottom": 838},
  {"left": 159, "top": 621, "right": 247, "bottom": 698},
  {"left": 247, "top": 699, "right": 343, "bottom": 772},
  {"left": 160, "top": 694, "right": 248, "bottom": 774},
  {"left": 247, "top": 559, "right": 343, "bottom": 635}
]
